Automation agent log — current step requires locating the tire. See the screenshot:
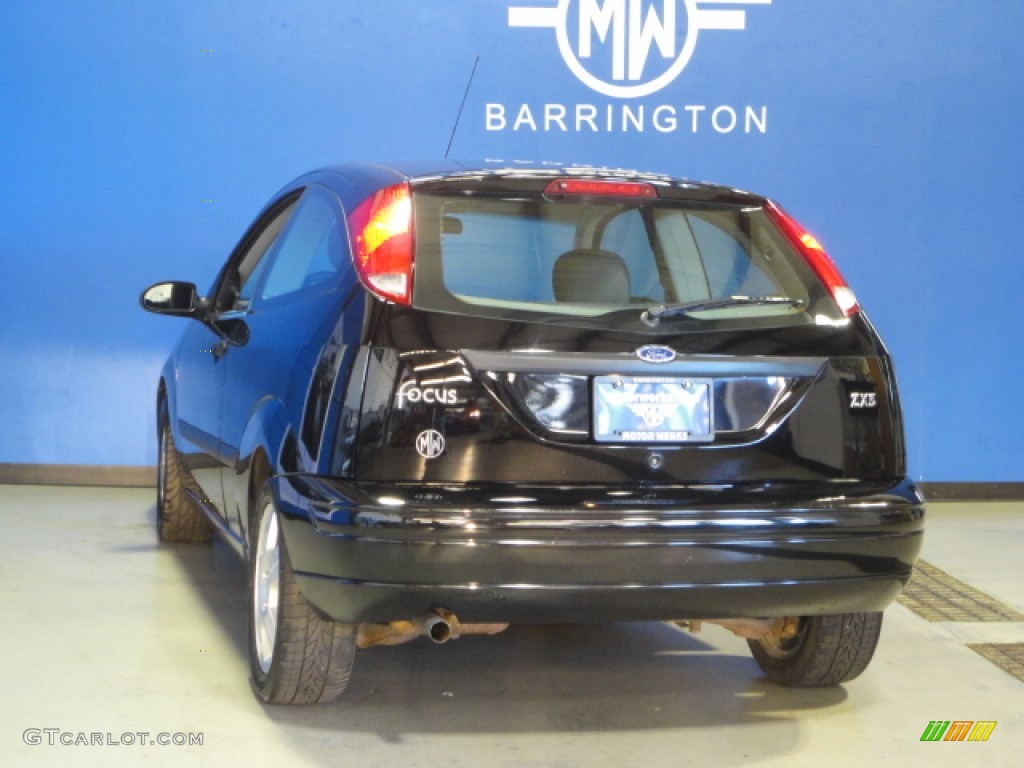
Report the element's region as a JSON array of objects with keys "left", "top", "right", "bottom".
[
  {"left": 747, "top": 612, "right": 883, "bottom": 687},
  {"left": 157, "top": 407, "right": 213, "bottom": 543},
  {"left": 249, "top": 485, "right": 356, "bottom": 705}
]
